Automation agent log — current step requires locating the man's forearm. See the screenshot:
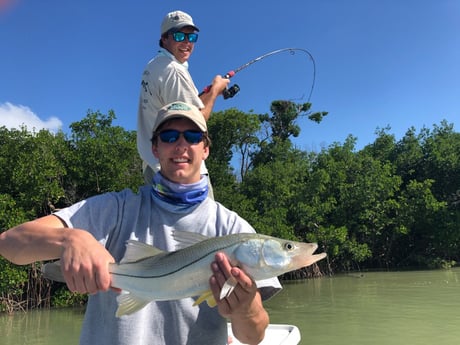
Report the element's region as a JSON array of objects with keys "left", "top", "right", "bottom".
[
  {"left": 0, "top": 216, "right": 66, "bottom": 264},
  {"left": 199, "top": 92, "right": 218, "bottom": 121},
  {"left": 230, "top": 293, "right": 270, "bottom": 345}
]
